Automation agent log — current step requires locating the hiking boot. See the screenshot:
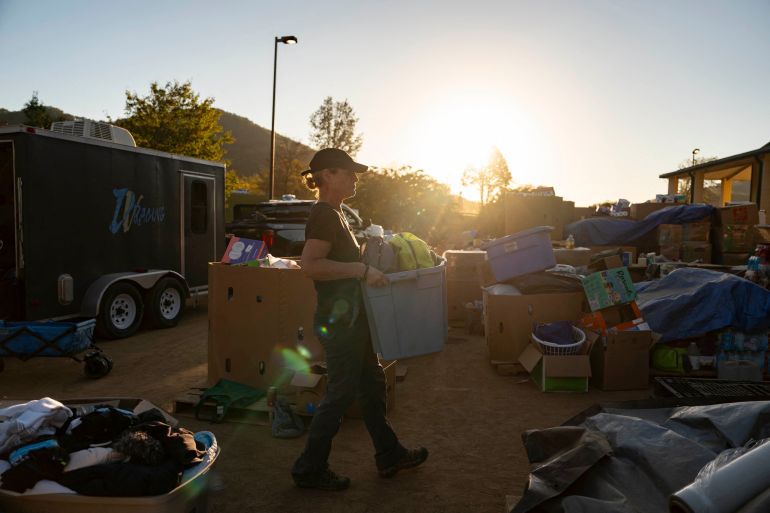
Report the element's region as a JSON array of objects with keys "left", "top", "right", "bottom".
[
  {"left": 378, "top": 447, "right": 429, "bottom": 478},
  {"left": 293, "top": 468, "right": 351, "bottom": 491}
]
